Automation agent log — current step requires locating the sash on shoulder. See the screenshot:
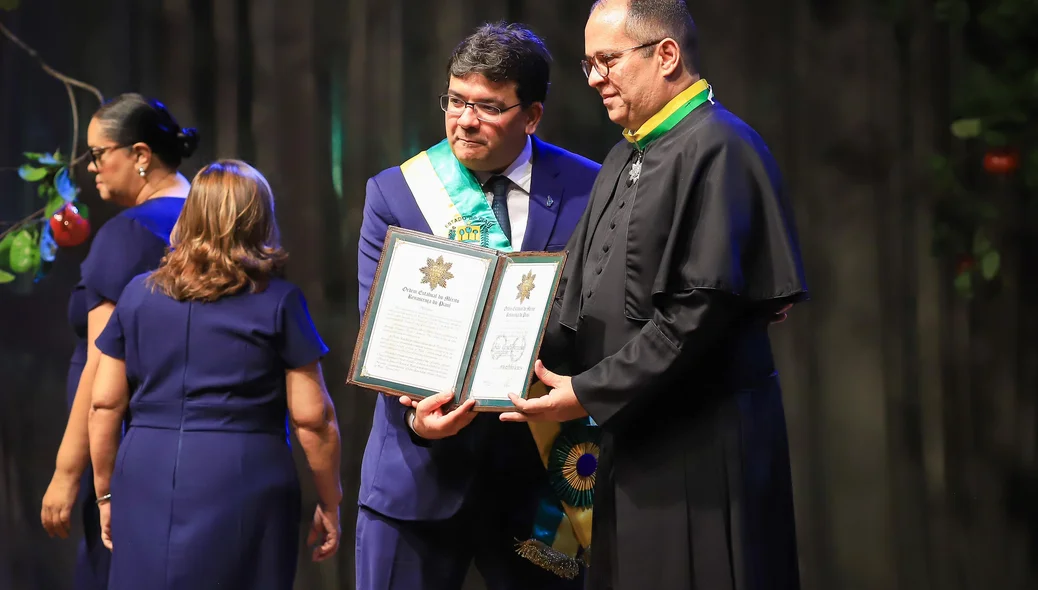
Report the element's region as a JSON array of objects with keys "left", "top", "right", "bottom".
[{"left": 400, "top": 139, "right": 511, "bottom": 250}]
